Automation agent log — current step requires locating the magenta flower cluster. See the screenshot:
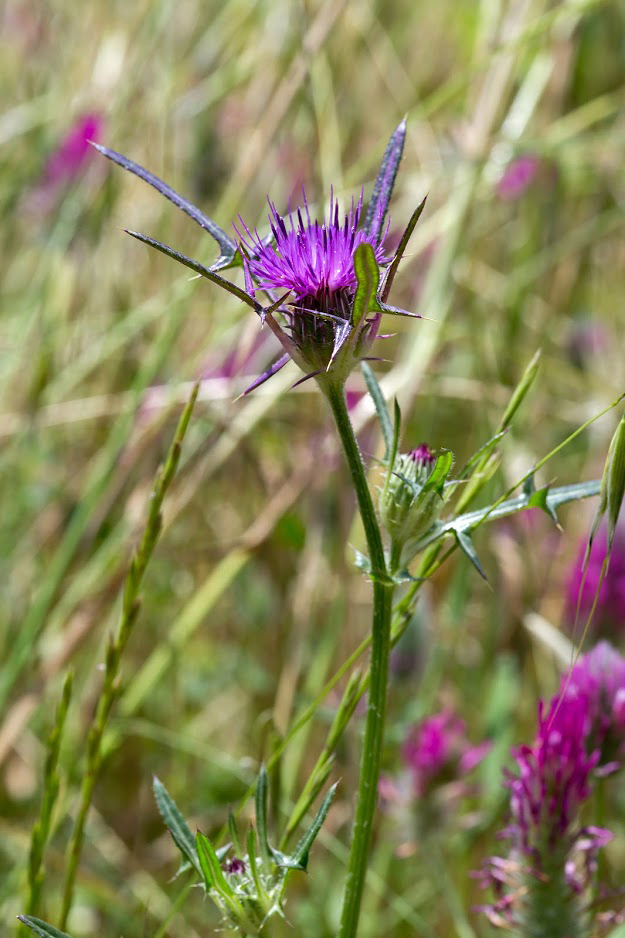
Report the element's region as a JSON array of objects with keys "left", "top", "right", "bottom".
[
  {"left": 403, "top": 711, "right": 489, "bottom": 797},
  {"left": 559, "top": 641, "right": 625, "bottom": 775},
  {"left": 482, "top": 642, "right": 625, "bottom": 930}
]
